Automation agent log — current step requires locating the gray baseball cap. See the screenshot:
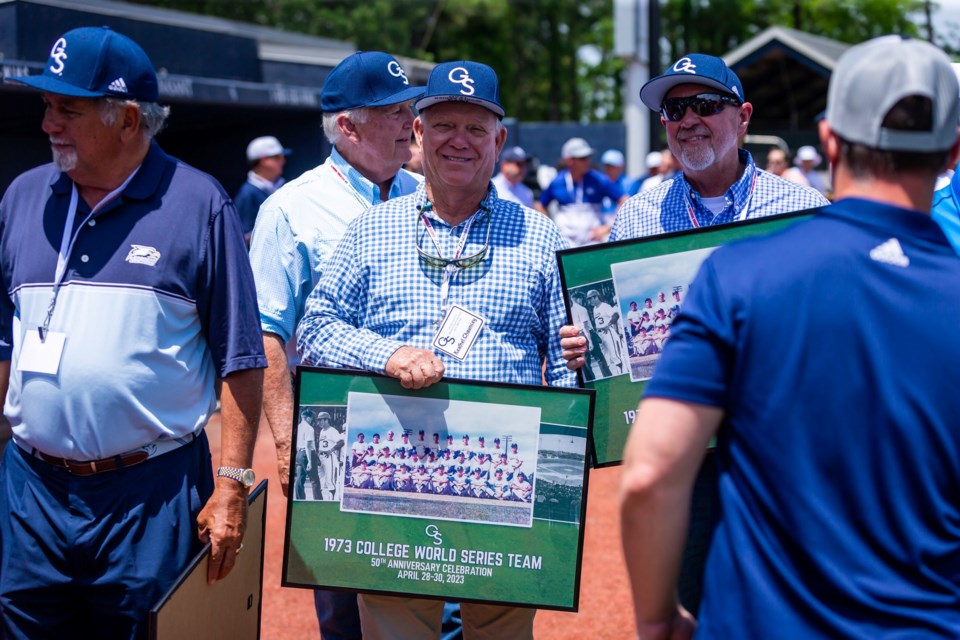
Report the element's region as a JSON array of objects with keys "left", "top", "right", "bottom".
[{"left": 826, "top": 36, "right": 958, "bottom": 153}]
